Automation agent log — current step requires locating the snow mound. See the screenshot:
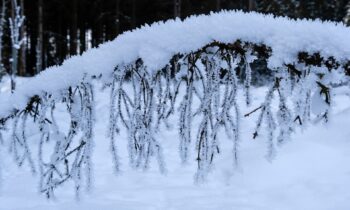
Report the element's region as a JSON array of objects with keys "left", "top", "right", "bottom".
[{"left": 1, "top": 10, "right": 350, "bottom": 118}]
